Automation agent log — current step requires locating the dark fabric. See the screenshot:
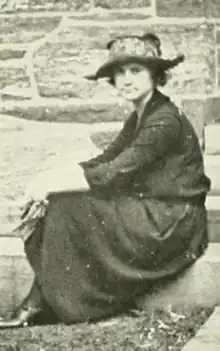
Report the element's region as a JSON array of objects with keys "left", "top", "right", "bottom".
[
  {"left": 24, "top": 89, "right": 211, "bottom": 324},
  {"left": 25, "top": 193, "right": 208, "bottom": 324},
  {"left": 80, "top": 90, "right": 211, "bottom": 199}
]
